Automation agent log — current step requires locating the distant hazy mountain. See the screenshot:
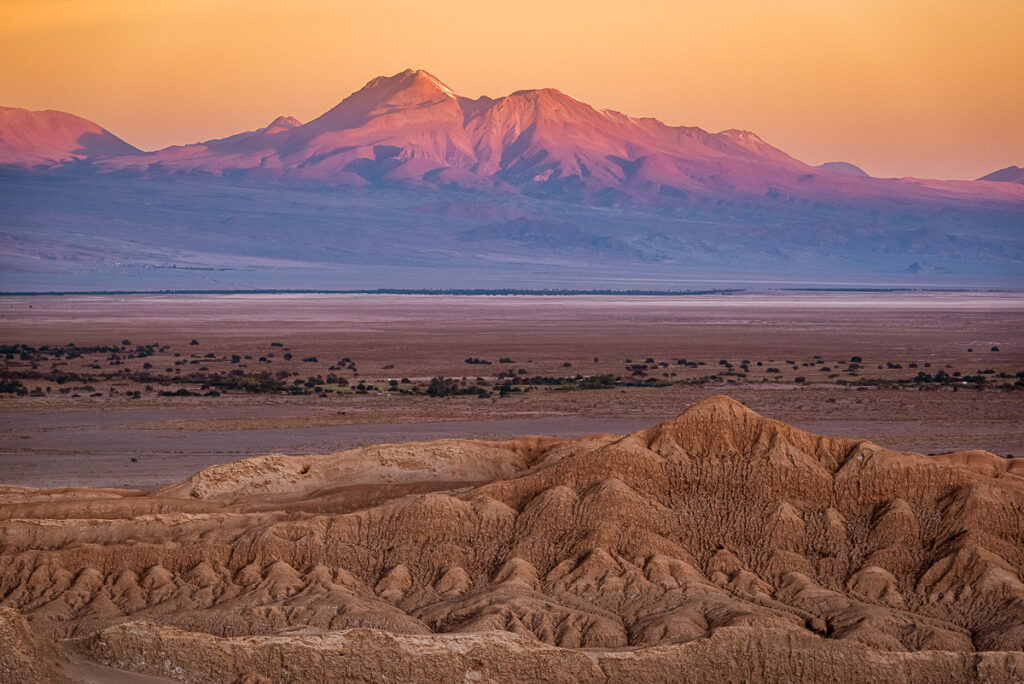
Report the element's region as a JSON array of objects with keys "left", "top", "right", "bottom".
[
  {"left": 1, "top": 70, "right": 1022, "bottom": 290},
  {"left": 89, "top": 68, "right": 824, "bottom": 203},
  {"left": 979, "top": 165, "right": 1024, "bottom": 184},
  {"left": 816, "top": 161, "right": 868, "bottom": 177},
  {"left": 0, "top": 106, "right": 138, "bottom": 166}
]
